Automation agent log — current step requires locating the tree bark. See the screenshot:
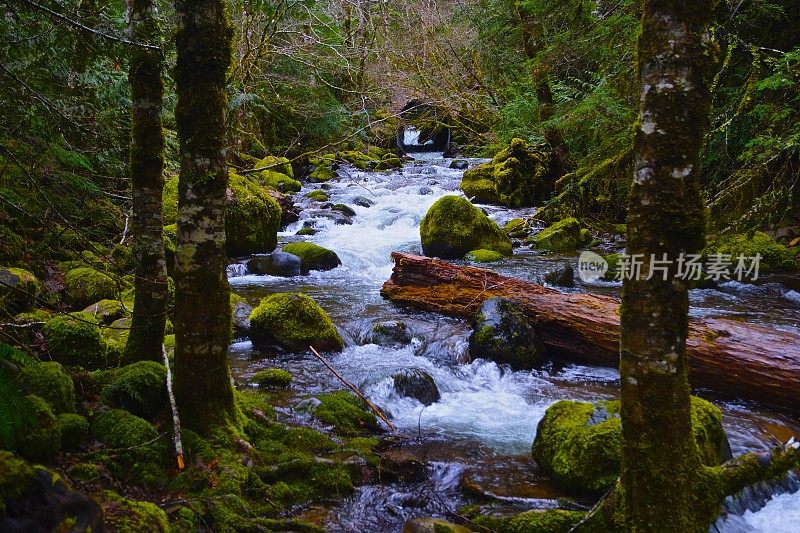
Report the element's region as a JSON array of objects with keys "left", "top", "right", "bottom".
[
  {"left": 380, "top": 253, "right": 800, "bottom": 413},
  {"left": 123, "top": 0, "right": 168, "bottom": 364},
  {"left": 620, "top": 1, "right": 719, "bottom": 529},
  {"left": 173, "top": 0, "right": 238, "bottom": 434}
]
